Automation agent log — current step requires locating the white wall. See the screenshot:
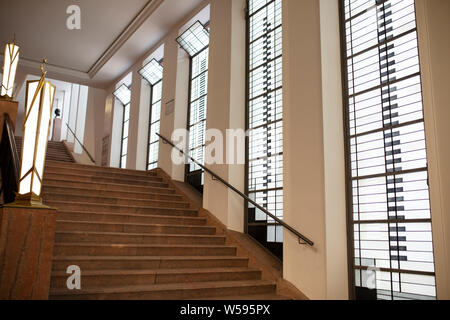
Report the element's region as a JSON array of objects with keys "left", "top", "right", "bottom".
[
  {"left": 203, "top": 0, "right": 246, "bottom": 232},
  {"left": 282, "top": 0, "right": 349, "bottom": 300},
  {"left": 416, "top": 0, "right": 450, "bottom": 300}
]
